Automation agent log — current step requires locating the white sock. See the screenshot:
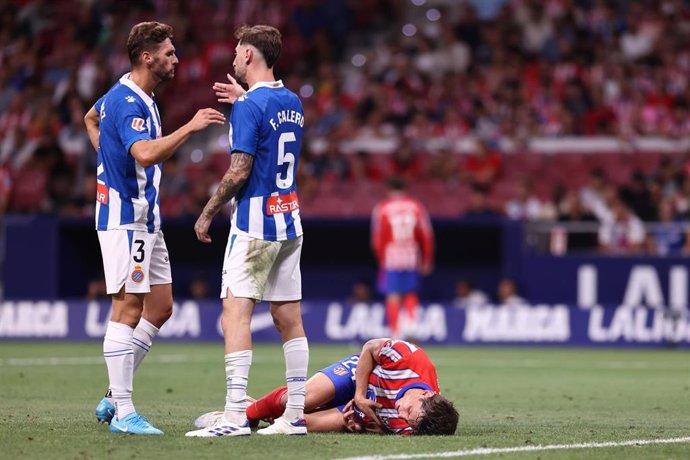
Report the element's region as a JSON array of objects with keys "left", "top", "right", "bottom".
[
  {"left": 223, "top": 350, "right": 252, "bottom": 424},
  {"left": 103, "top": 321, "right": 135, "bottom": 419},
  {"left": 282, "top": 337, "right": 309, "bottom": 421},
  {"left": 132, "top": 318, "right": 159, "bottom": 372}
]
